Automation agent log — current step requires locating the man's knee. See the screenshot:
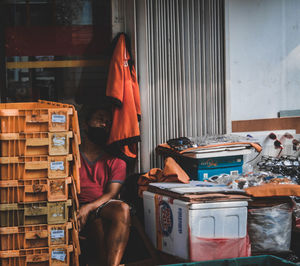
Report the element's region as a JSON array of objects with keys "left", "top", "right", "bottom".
[
  {"left": 112, "top": 201, "right": 131, "bottom": 225},
  {"left": 101, "top": 200, "right": 131, "bottom": 225},
  {"left": 118, "top": 202, "right": 131, "bottom": 224}
]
